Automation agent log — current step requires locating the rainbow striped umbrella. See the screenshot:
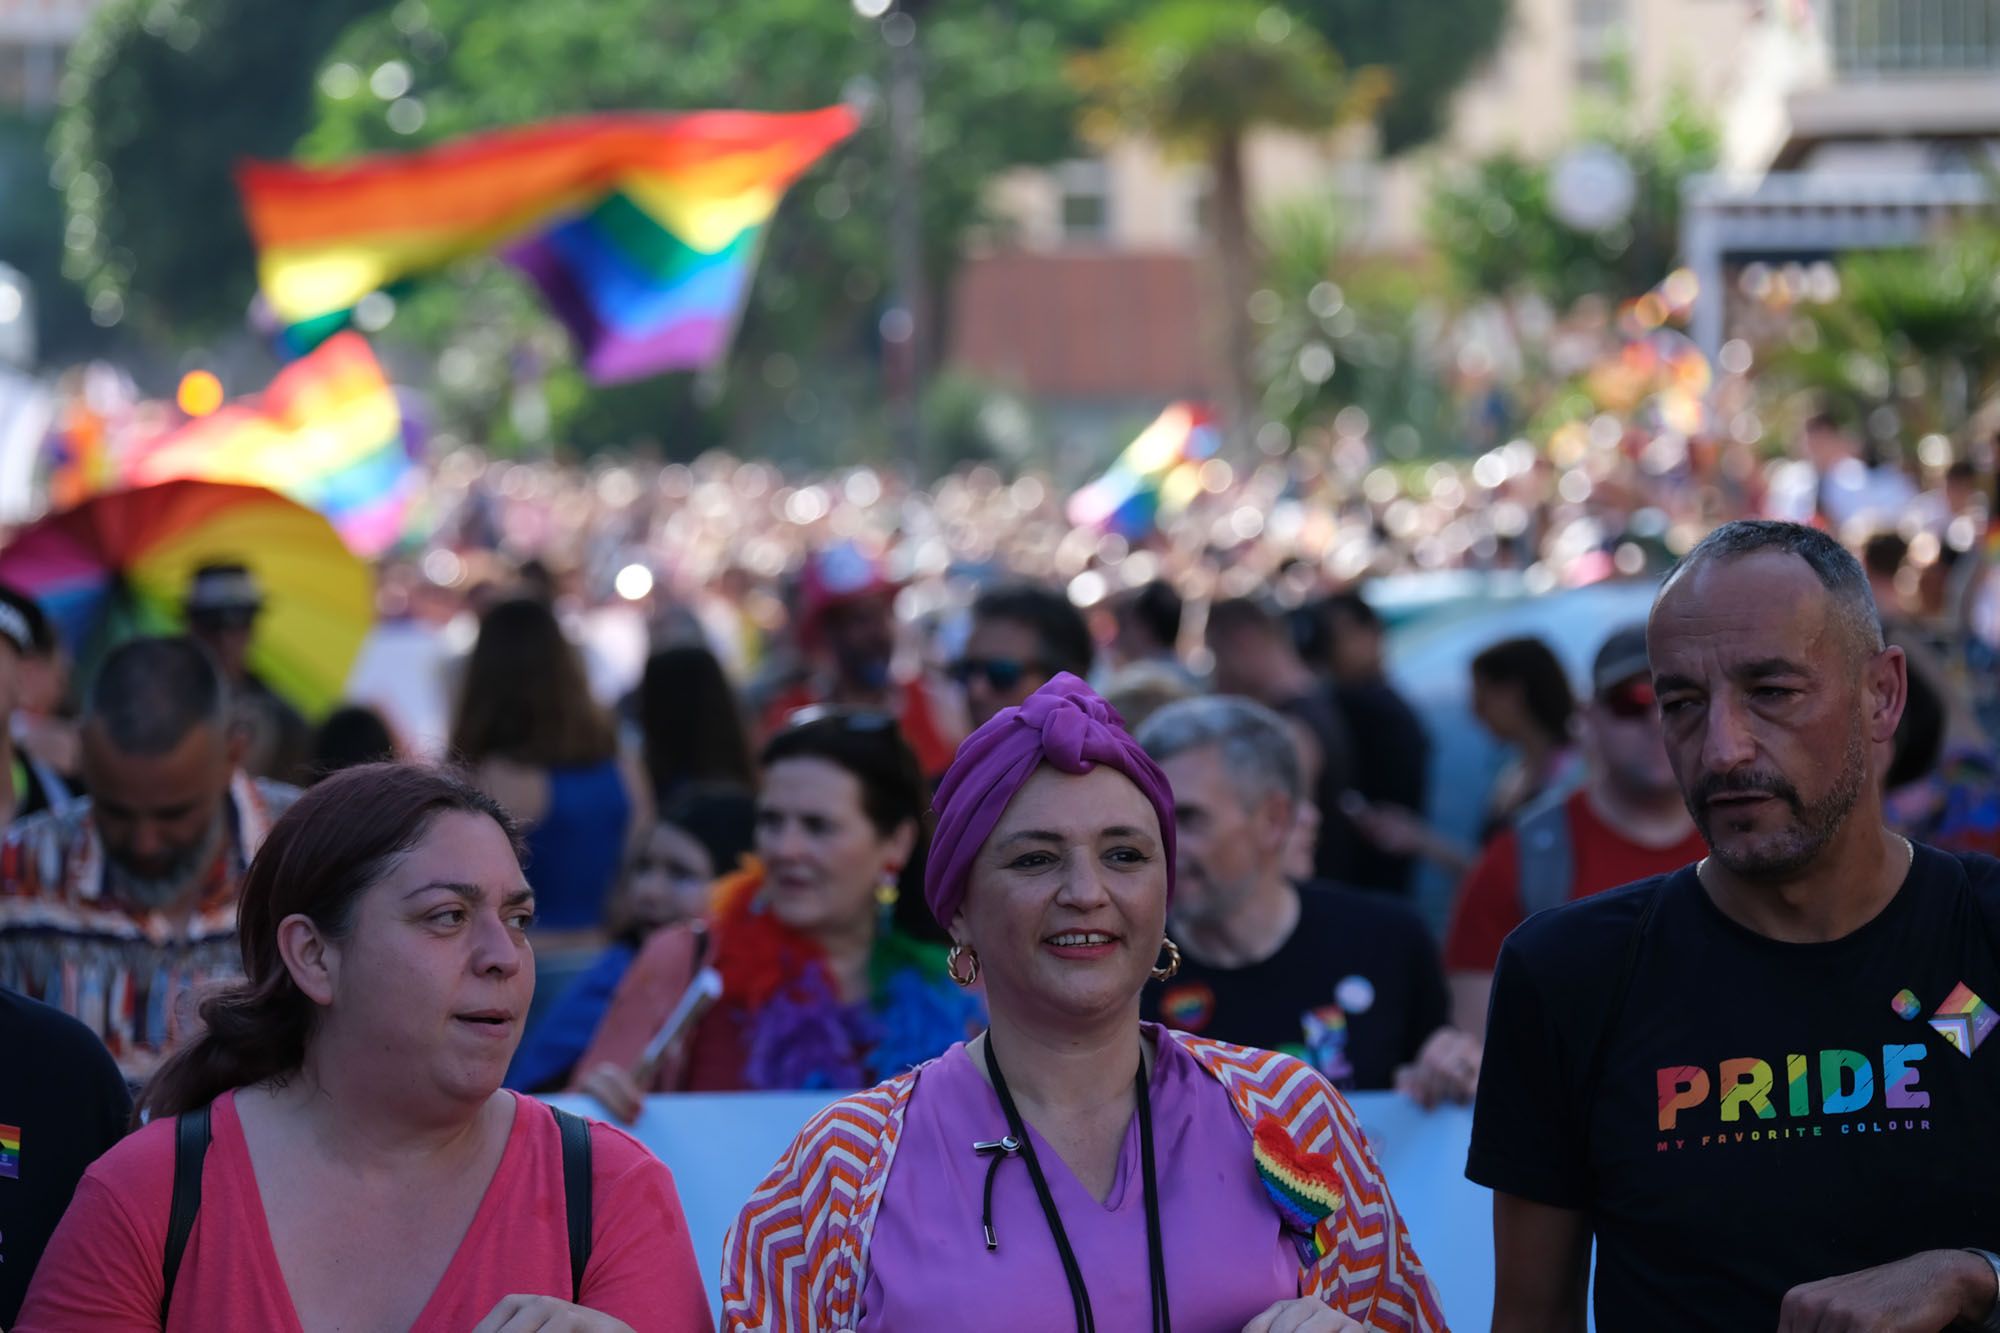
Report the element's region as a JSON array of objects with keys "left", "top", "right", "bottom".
[{"left": 0, "top": 480, "right": 372, "bottom": 718}]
